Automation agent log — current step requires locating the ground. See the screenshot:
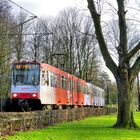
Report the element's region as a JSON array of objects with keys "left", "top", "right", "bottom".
[{"left": 2, "top": 112, "right": 140, "bottom": 140}]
